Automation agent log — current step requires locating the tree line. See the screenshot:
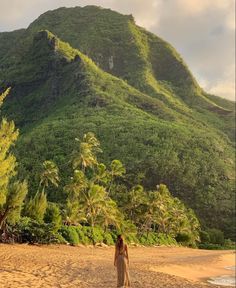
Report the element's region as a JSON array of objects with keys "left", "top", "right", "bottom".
[{"left": 0, "top": 89, "right": 233, "bottom": 248}]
